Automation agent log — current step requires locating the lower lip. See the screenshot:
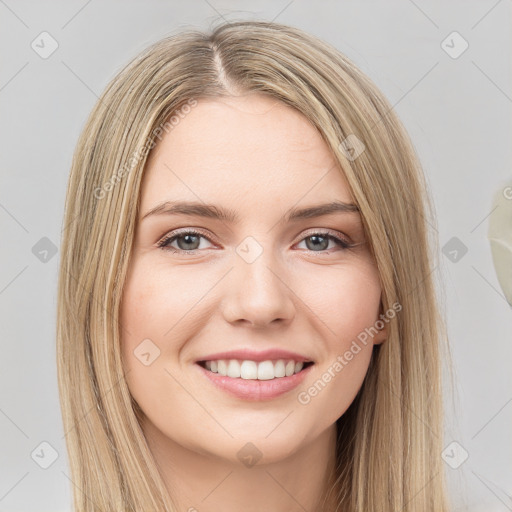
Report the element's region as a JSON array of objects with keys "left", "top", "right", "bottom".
[{"left": 196, "top": 363, "right": 314, "bottom": 401}]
